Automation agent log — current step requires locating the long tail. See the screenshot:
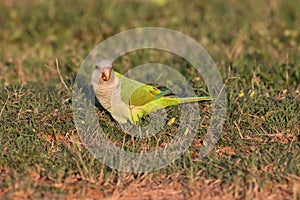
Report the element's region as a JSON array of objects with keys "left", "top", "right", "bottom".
[
  {"left": 140, "top": 96, "right": 212, "bottom": 115},
  {"left": 177, "top": 96, "right": 213, "bottom": 104}
]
